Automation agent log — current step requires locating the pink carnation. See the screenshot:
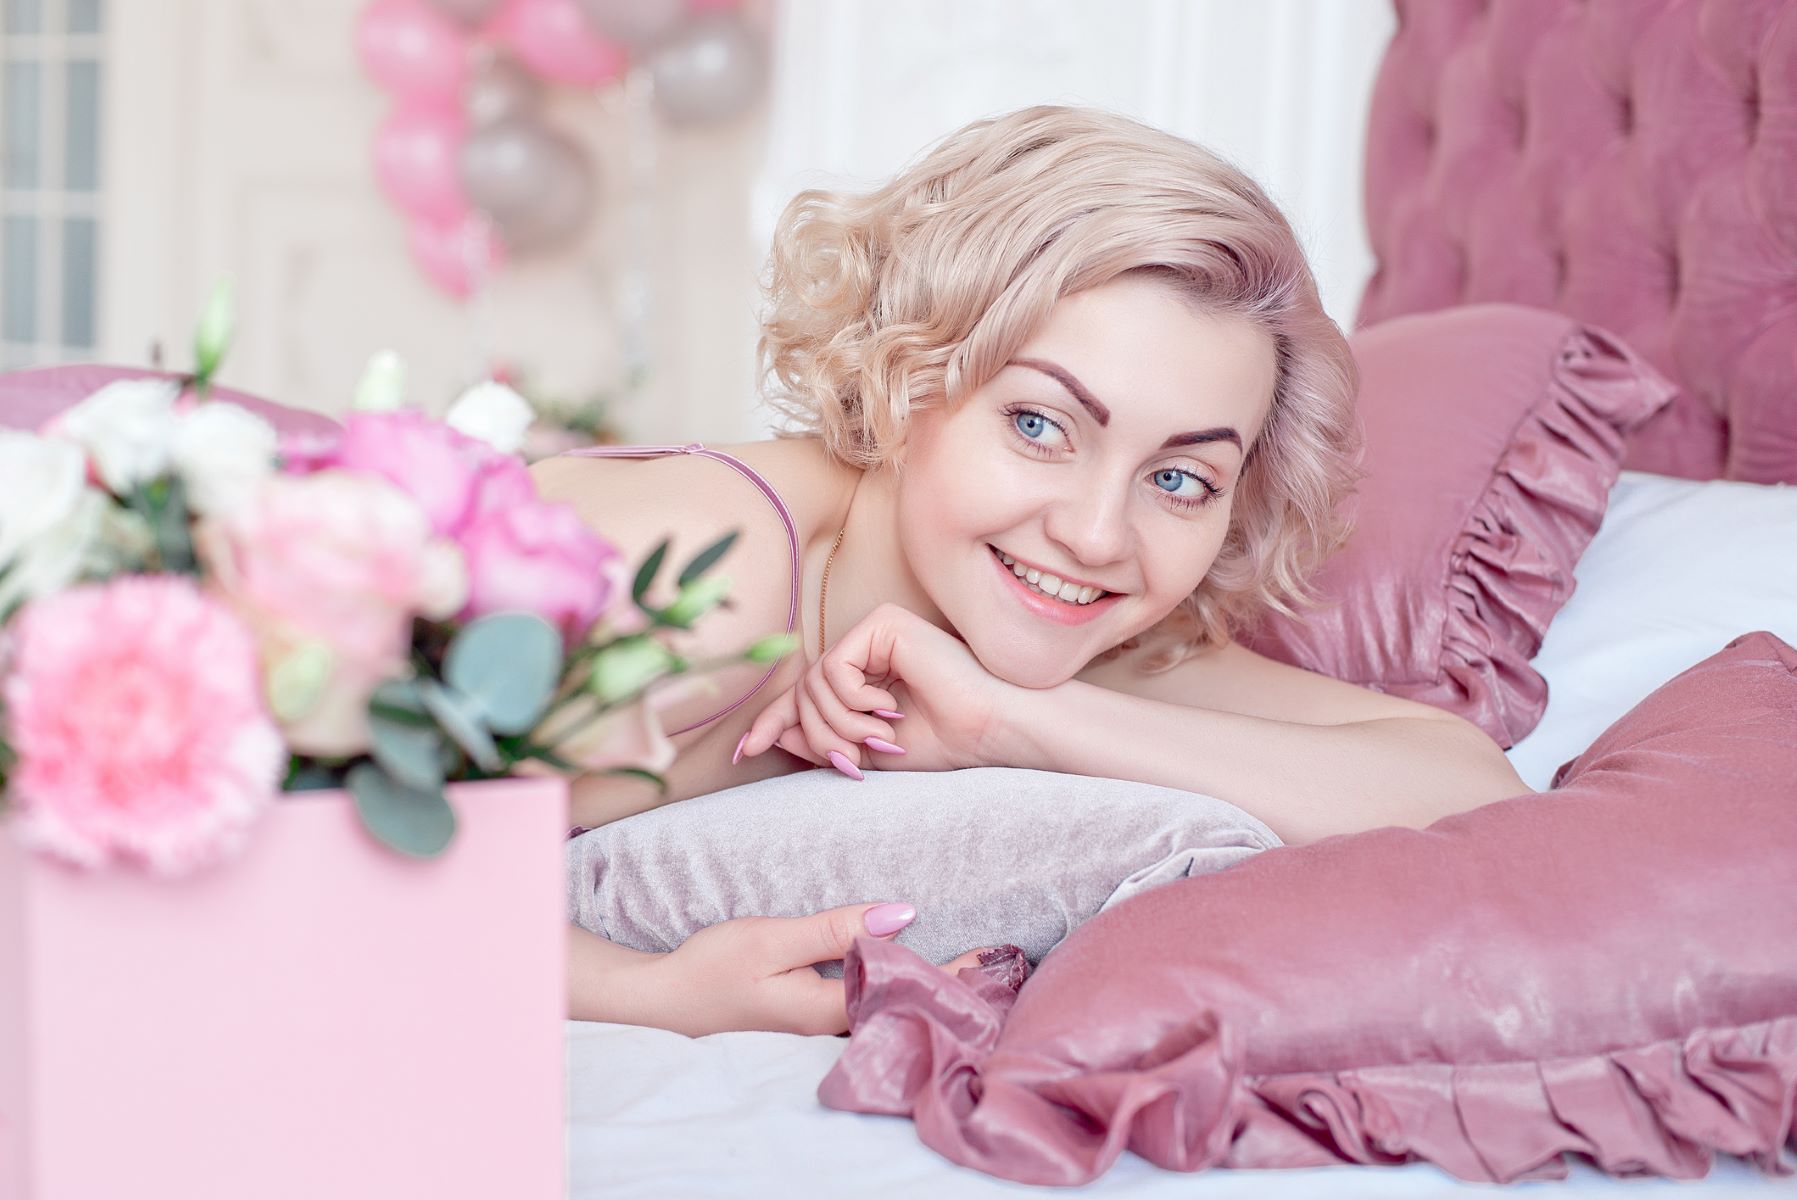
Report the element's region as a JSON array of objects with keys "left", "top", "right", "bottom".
[
  {"left": 3, "top": 576, "right": 285, "bottom": 876},
  {"left": 459, "top": 496, "right": 622, "bottom": 643}
]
